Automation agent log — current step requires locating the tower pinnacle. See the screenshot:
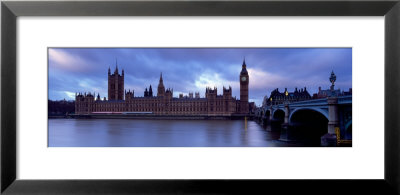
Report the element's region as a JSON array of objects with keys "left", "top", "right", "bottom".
[
  {"left": 114, "top": 58, "right": 118, "bottom": 74},
  {"left": 157, "top": 72, "right": 165, "bottom": 97}
]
